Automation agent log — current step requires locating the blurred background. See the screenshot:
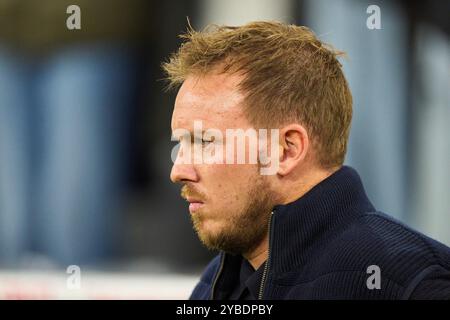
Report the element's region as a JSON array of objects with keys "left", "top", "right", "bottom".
[{"left": 0, "top": 0, "right": 448, "bottom": 299}]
